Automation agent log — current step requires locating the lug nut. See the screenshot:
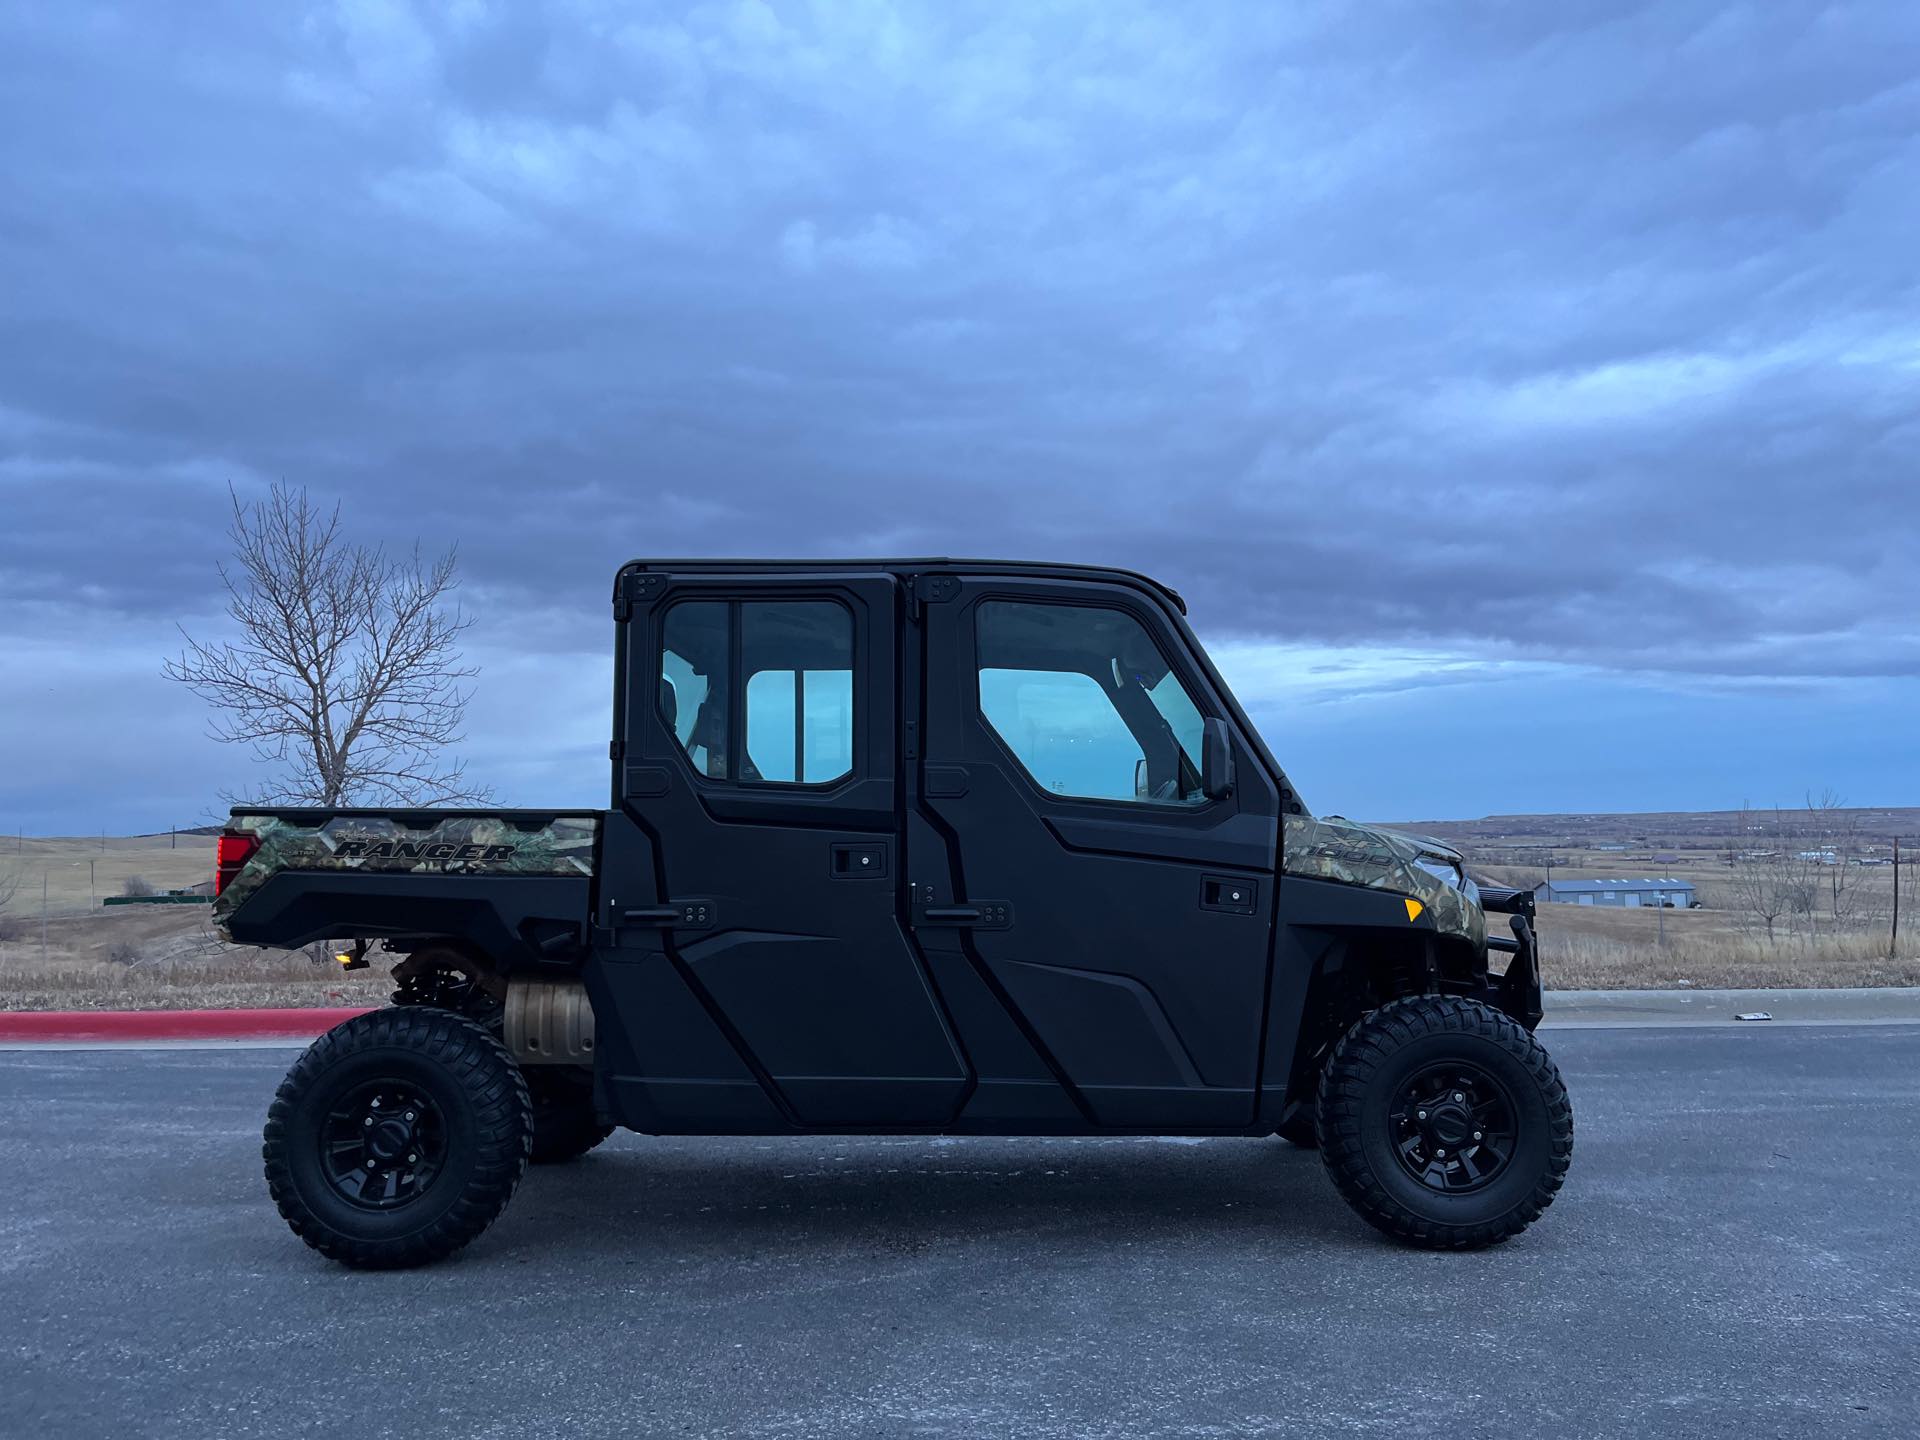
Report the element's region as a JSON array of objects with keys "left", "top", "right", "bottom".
[
  {"left": 407, "top": 1153, "right": 417, "bottom": 1163},
  {"left": 1417, "top": 1110, "right": 1428, "bottom": 1120},
  {"left": 404, "top": 1112, "right": 415, "bottom": 1122},
  {"left": 1436, "top": 1148, "right": 1447, "bottom": 1157},
  {"left": 1473, "top": 1131, "right": 1483, "bottom": 1141},
  {"left": 363, "top": 1117, "right": 373, "bottom": 1127},
  {"left": 1452, "top": 1092, "right": 1464, "bottom": 1103}
]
